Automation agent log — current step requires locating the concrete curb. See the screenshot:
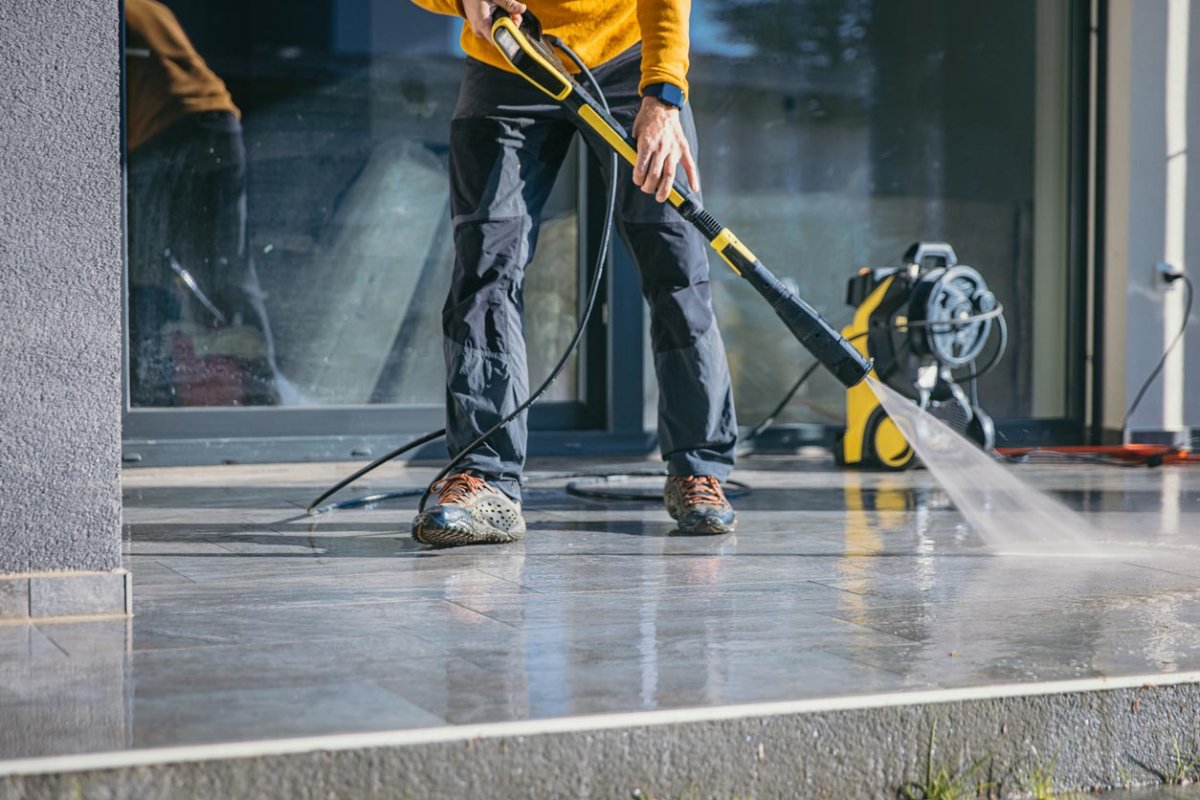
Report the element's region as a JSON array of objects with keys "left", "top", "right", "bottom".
[
  {"left": 0, "top": 571, "right": 132, "bottom": 622},
  {"left": 4, "top": 676, "right": 1199, "bottom": 798}
]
